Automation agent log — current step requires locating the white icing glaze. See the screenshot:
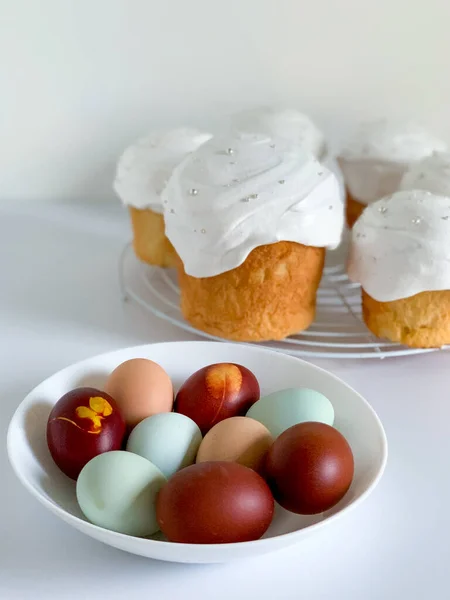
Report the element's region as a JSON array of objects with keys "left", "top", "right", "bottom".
[
  {"left": 338, "top": 120, "right": 448, "bottom": 205},
  {"left": 400, "top": 151, "right": 450, "bottom": 197},
  {"left": 113, "top": 128, "right": 212, "bottom": 212},
  {"left": 347, "top": 190, "right": 450, "bottom": 302},
  {"left": 230, "top": 107, "right": 326, "bottom": 160},
  {"left": 162, "top": 133, "right": 344, "bottom": 278},
  {"left": 337, "top": 159, "right": 407, "bottom": 205}
]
